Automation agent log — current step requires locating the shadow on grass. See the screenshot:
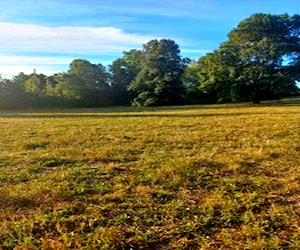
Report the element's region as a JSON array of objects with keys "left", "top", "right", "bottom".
[
  {"left": 0, "top": 111, "right": 299, "bottom": 119},
  {"left": 0, "top": 196, "right": 38, "bottom": 210},
  {"left": 0, "top": 97, "right": 299, "bottom": 115}
]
